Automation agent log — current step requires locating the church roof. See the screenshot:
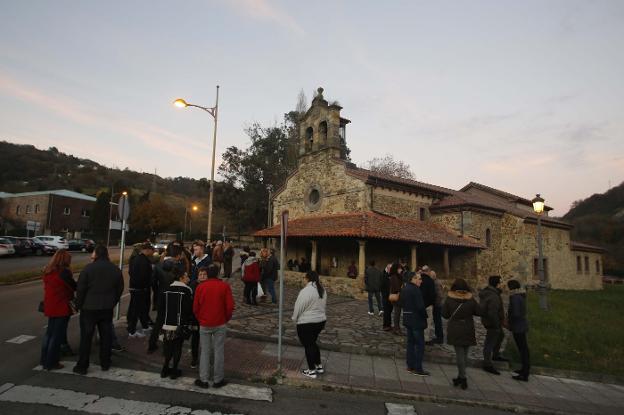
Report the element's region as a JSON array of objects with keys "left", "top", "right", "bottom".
[
  {"left": 253, "top": 211, "right": 485, "bottom": 248},
  {"left": 343, "top": 163, "right": 455, "bottom": 198},
  {"left": 460, "top": 181, "right": 554, "bottom": 211},
  {"left": 570, "top": 241, "right": 606, "bottom": 253}
]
